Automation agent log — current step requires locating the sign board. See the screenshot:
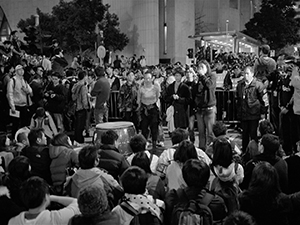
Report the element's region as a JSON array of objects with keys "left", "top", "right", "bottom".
[{"left": 97, "top": 46, "right": 106, "bottom": 58}]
